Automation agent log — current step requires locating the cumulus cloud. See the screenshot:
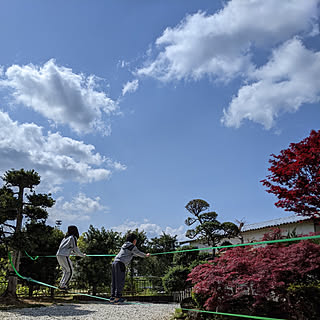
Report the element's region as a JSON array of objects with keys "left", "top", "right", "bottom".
[
  {"left": 137, "top": 0, "right": 319, "bottom": 82},
  {"left": 48, "top": 193, "right": 108, "bottom": 223},
  {"left": 0, "top": 59, "right": 119, "bottom": 135},
  {"left": 221, "top": 38, "right": 320, "bottom": 129},
  {"left": 0, "top": 111, "right": 126, "bottom": 187},
  {"left": 122, "top": 79, "right": 139, "bottom": 96},
  {"left": 111, "top": 219, "right": 187, "bottom": 241}
]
